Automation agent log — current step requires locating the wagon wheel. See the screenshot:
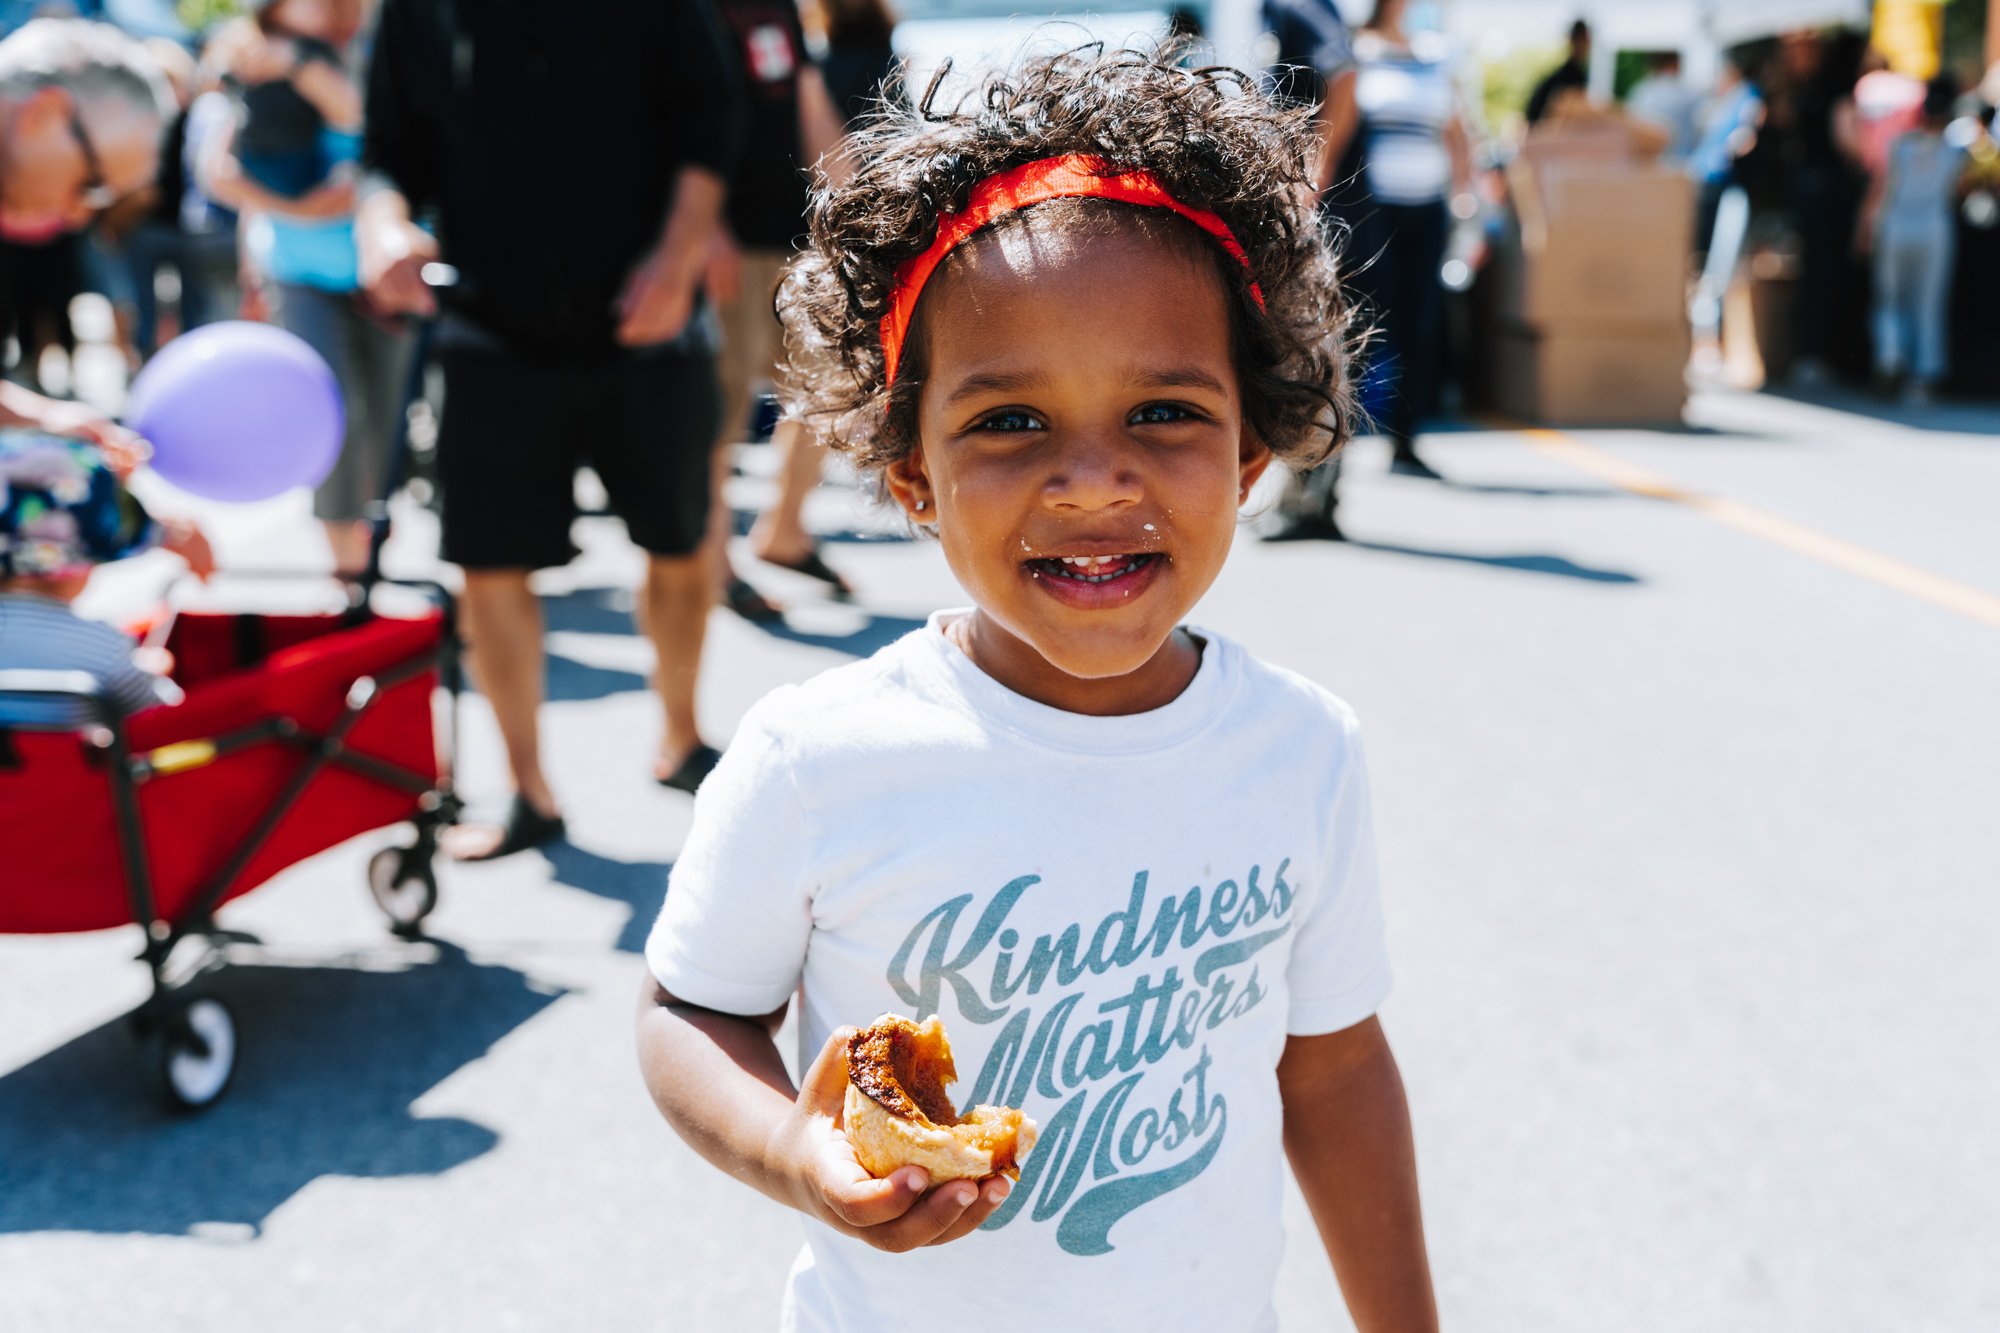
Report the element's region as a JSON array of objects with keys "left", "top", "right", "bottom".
[
  {"left": 367, "top": 844, "right": 437, "bottom": 938},
  {"left": 157, "top": 996, "right": 237, "bottom": 1110}
]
